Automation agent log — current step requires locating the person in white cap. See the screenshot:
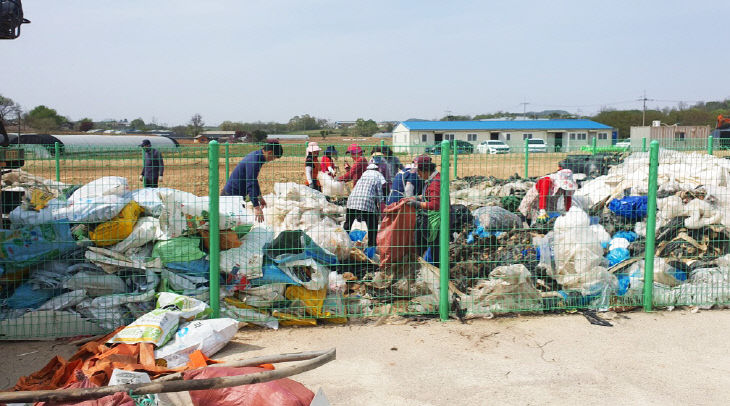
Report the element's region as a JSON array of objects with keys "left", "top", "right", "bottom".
[
  {"left": 305, "top": 142, "right": 322, "bottom": 191},
  {"left": 518, "top": 168, "right": 578, "bottom": 223}
]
